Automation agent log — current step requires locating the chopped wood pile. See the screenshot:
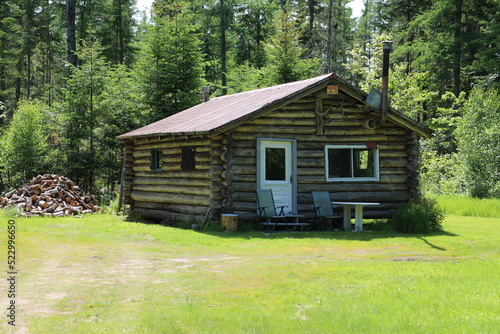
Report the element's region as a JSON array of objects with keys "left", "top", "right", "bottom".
[{"left": 0, "top": 174, "right": 99, "bottom": 217}]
